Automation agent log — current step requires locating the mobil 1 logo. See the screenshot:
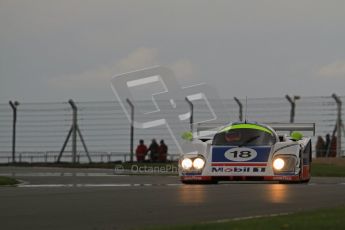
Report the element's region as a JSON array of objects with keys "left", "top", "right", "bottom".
[{"left": 224, "top": 147, "right": 257, "bottom": 161}]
